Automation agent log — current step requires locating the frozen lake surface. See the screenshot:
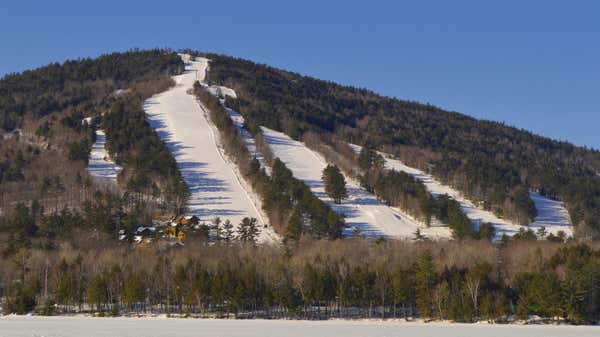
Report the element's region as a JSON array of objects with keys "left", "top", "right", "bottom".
[{"left": 1, "top": 316, "right": 598, "bottom": 337}]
